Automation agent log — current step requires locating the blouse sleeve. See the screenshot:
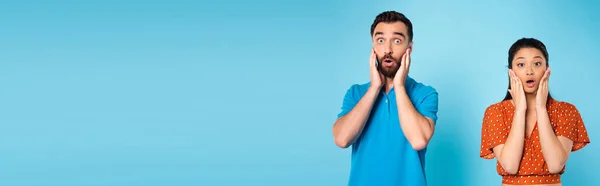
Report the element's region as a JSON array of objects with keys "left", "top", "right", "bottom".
[
  {"left": 554, "top": 103, "right": 590, "bottom": 151},
  {"left": 480, "top": 104, "right": 509, "bottom": 159}
]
